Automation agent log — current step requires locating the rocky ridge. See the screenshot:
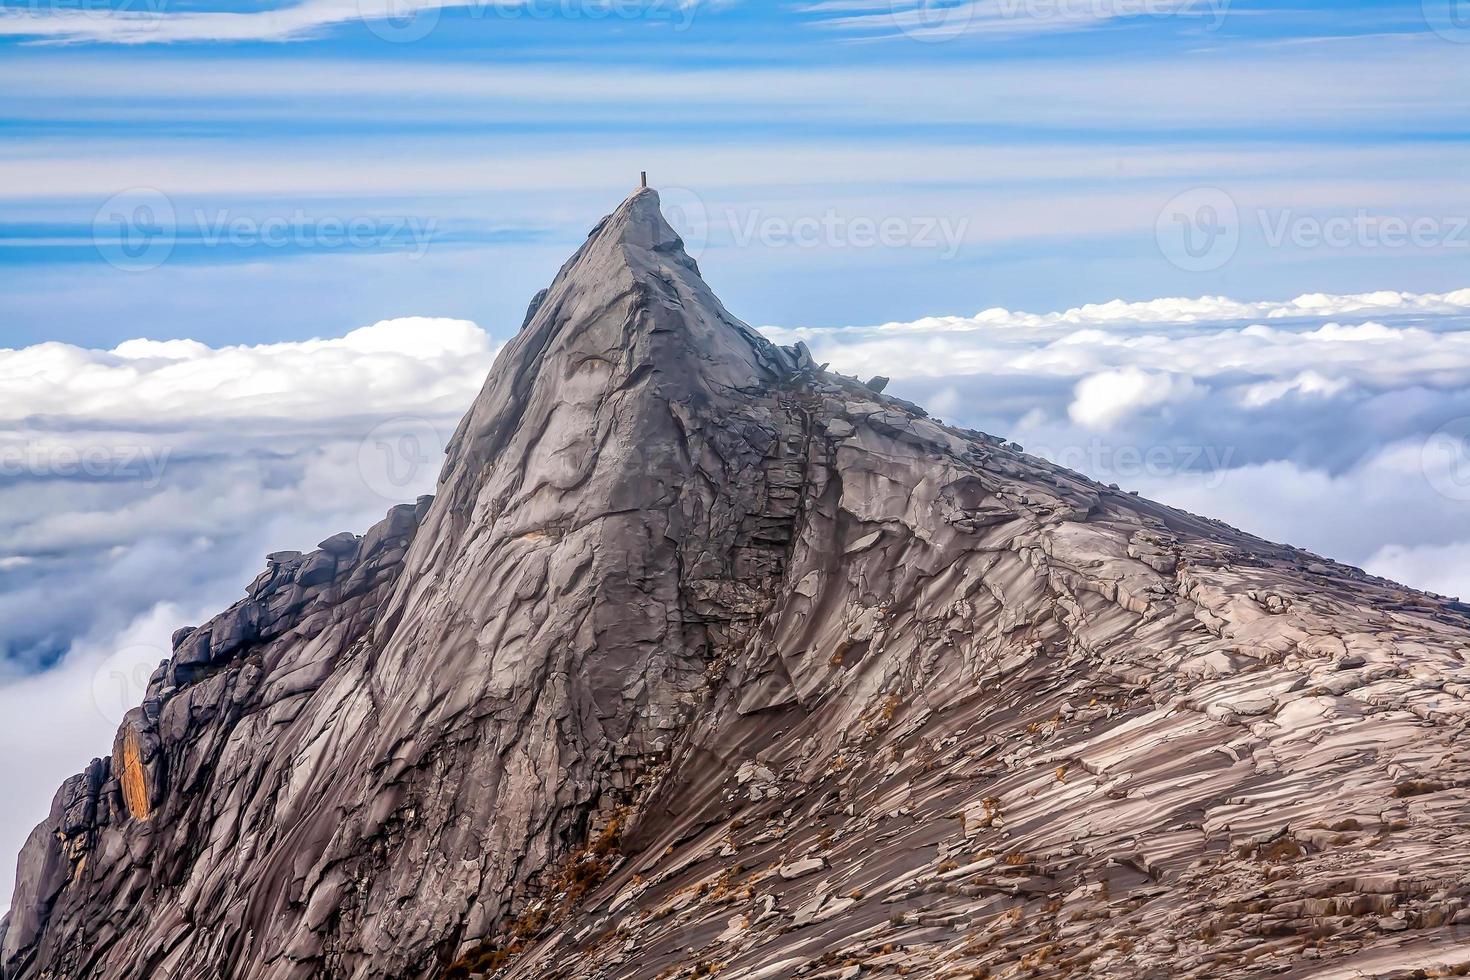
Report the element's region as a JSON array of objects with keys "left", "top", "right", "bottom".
[{"left": 5, "top": 189, "right": 1470, "bottom": 980}]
